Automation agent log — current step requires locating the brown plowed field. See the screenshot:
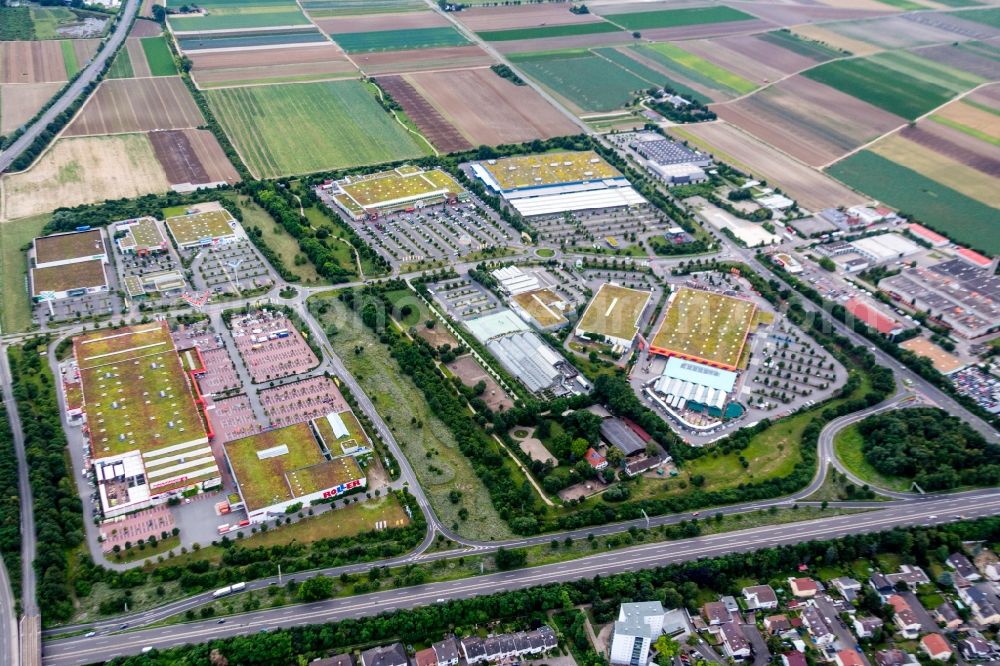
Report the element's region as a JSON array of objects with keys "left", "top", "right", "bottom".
[
  {"left": 0, "top": 41, "right": 67, "bottom": 83},
  {"left": 639, "top": 19, "right": 775, "bottom": 43},
  {"left": 685, "top": 34, "right": 820, "bottom": 83},
  {"left": 404, "top": 67, "right": 580, "bottom": 146},
  {"left": 140, "top": 0, "right": 164, "bottom": 19},
  {"left": 126, "top": 39, "right": 152, "bottom": 77},
  {"left": 194, "top": 61, "right": 359, "bottom": 86},
  {"left": 715, "top": 75, "right": 903, "bottom": 167},
  {"left": 670, "top": 121, "right": 867, "bottom": 211},
  {"left": 150, "top": 129, "right": 240, "bottom": 186},
  {"left": 934, "top": 100, "right": 1000, "bottom": 139},
  {"left": 130, "top": 18, "right": 163, "bottom": 37},
  {"left": 189, "top": 44, "right": 351, "bottom": 70},
  {"left": 65, "top": 77, "right": 204, "bottom": 136},
  {"left": 1, "top": 82, "right": 62, "bottom": 134},
  {"left": 915, "top": 43, "right": 1000, "bottom": 80},
  {"left": 900, "top": 123, "right": 1000, "bottom": 178},
  {"left": 971, "top": 83, "right": 1000, "bottom": 107},
  {"left": 72, "top": 39, "right": 101, "bottom": 68},
  {"left": 354, "top": 45, "right": 494, "bottom": 75},
  {"left": 493, "top": 31, "right": 636, "bottom": 54},
  {"left": 458, "top": 4, "right": 607, "bottom": 31},
  {"left": 315, "top": 11, "right": 448, "bottom": 34},
  {"left": 376, "top": 75, "right": 472, "bottom": 153},
  {"left": 739, "top": 3, "right": 894, "bottom": 25}
]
